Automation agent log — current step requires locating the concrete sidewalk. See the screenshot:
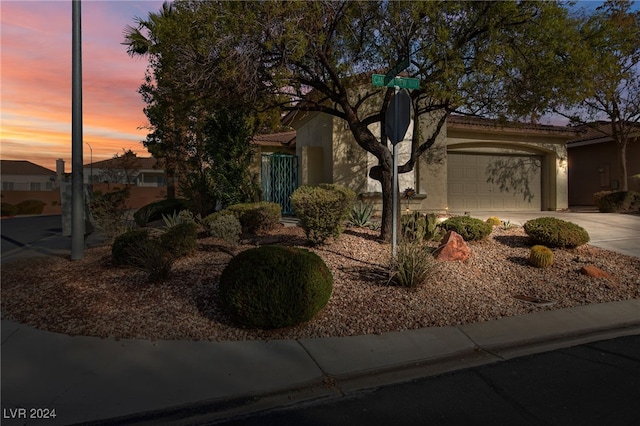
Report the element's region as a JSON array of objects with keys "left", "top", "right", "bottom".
[{"left": 2, "top": 300, "right": 639, "bottom": 425}]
